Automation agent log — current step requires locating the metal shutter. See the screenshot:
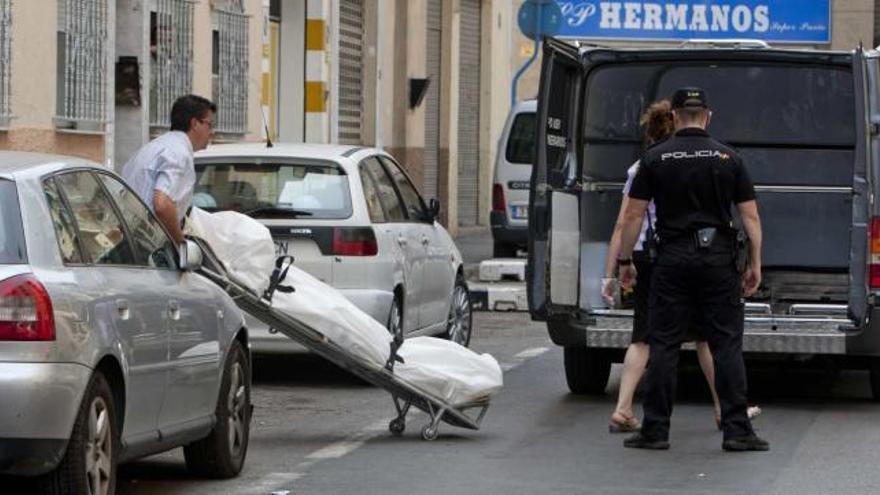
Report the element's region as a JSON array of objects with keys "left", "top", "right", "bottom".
[
  {"left": 338, "top": 0, "right": 363, "bottom": 144},
  {"left": 457, "top": 0, "right": 481, "bottom": 226},
  {"left": 423, "top": 0, "right": 442, "bottom": 200}
]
